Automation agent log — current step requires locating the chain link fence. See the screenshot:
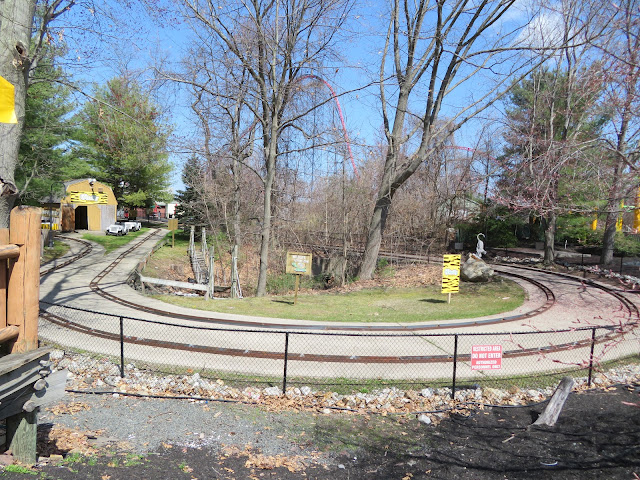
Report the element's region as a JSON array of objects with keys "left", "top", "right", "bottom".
[{"left": 39, "top": 301, "right": 639, "bottom": 395}]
